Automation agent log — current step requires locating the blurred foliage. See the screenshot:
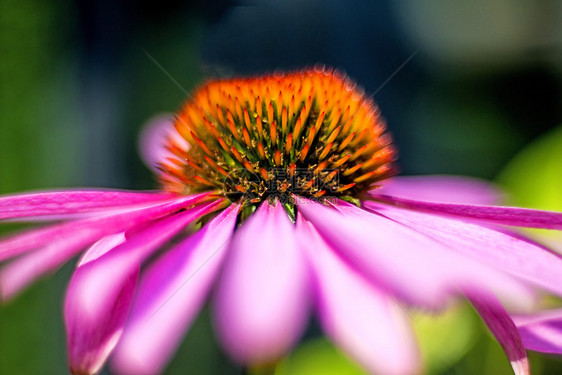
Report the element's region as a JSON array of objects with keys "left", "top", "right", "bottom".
[
  {"left": 162, "top": 306, "right": 238, "bottom": 375},
  {"left": 498, "top": 125, "right": 562, "bottom": 212},
  {"left": 0, "top": 267, "right": 71, "bottom": 375},
  {"left": 406, "top": 86, "right": 523, "bottom": 178},
  {"left": 412, "top": 303, "right": 478, "bottom": 374},
  {"left": 0, "top": 0, "right": 74, "bottom": 374},
  {"left": 0, "top": 0, "right": 78, "bottom": 192},
  {"left": 123, "top": 15, "right": 205, "bottom": 190},
  {"left": 276, "top": 337, "right": 366, "bottom": 375}
]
